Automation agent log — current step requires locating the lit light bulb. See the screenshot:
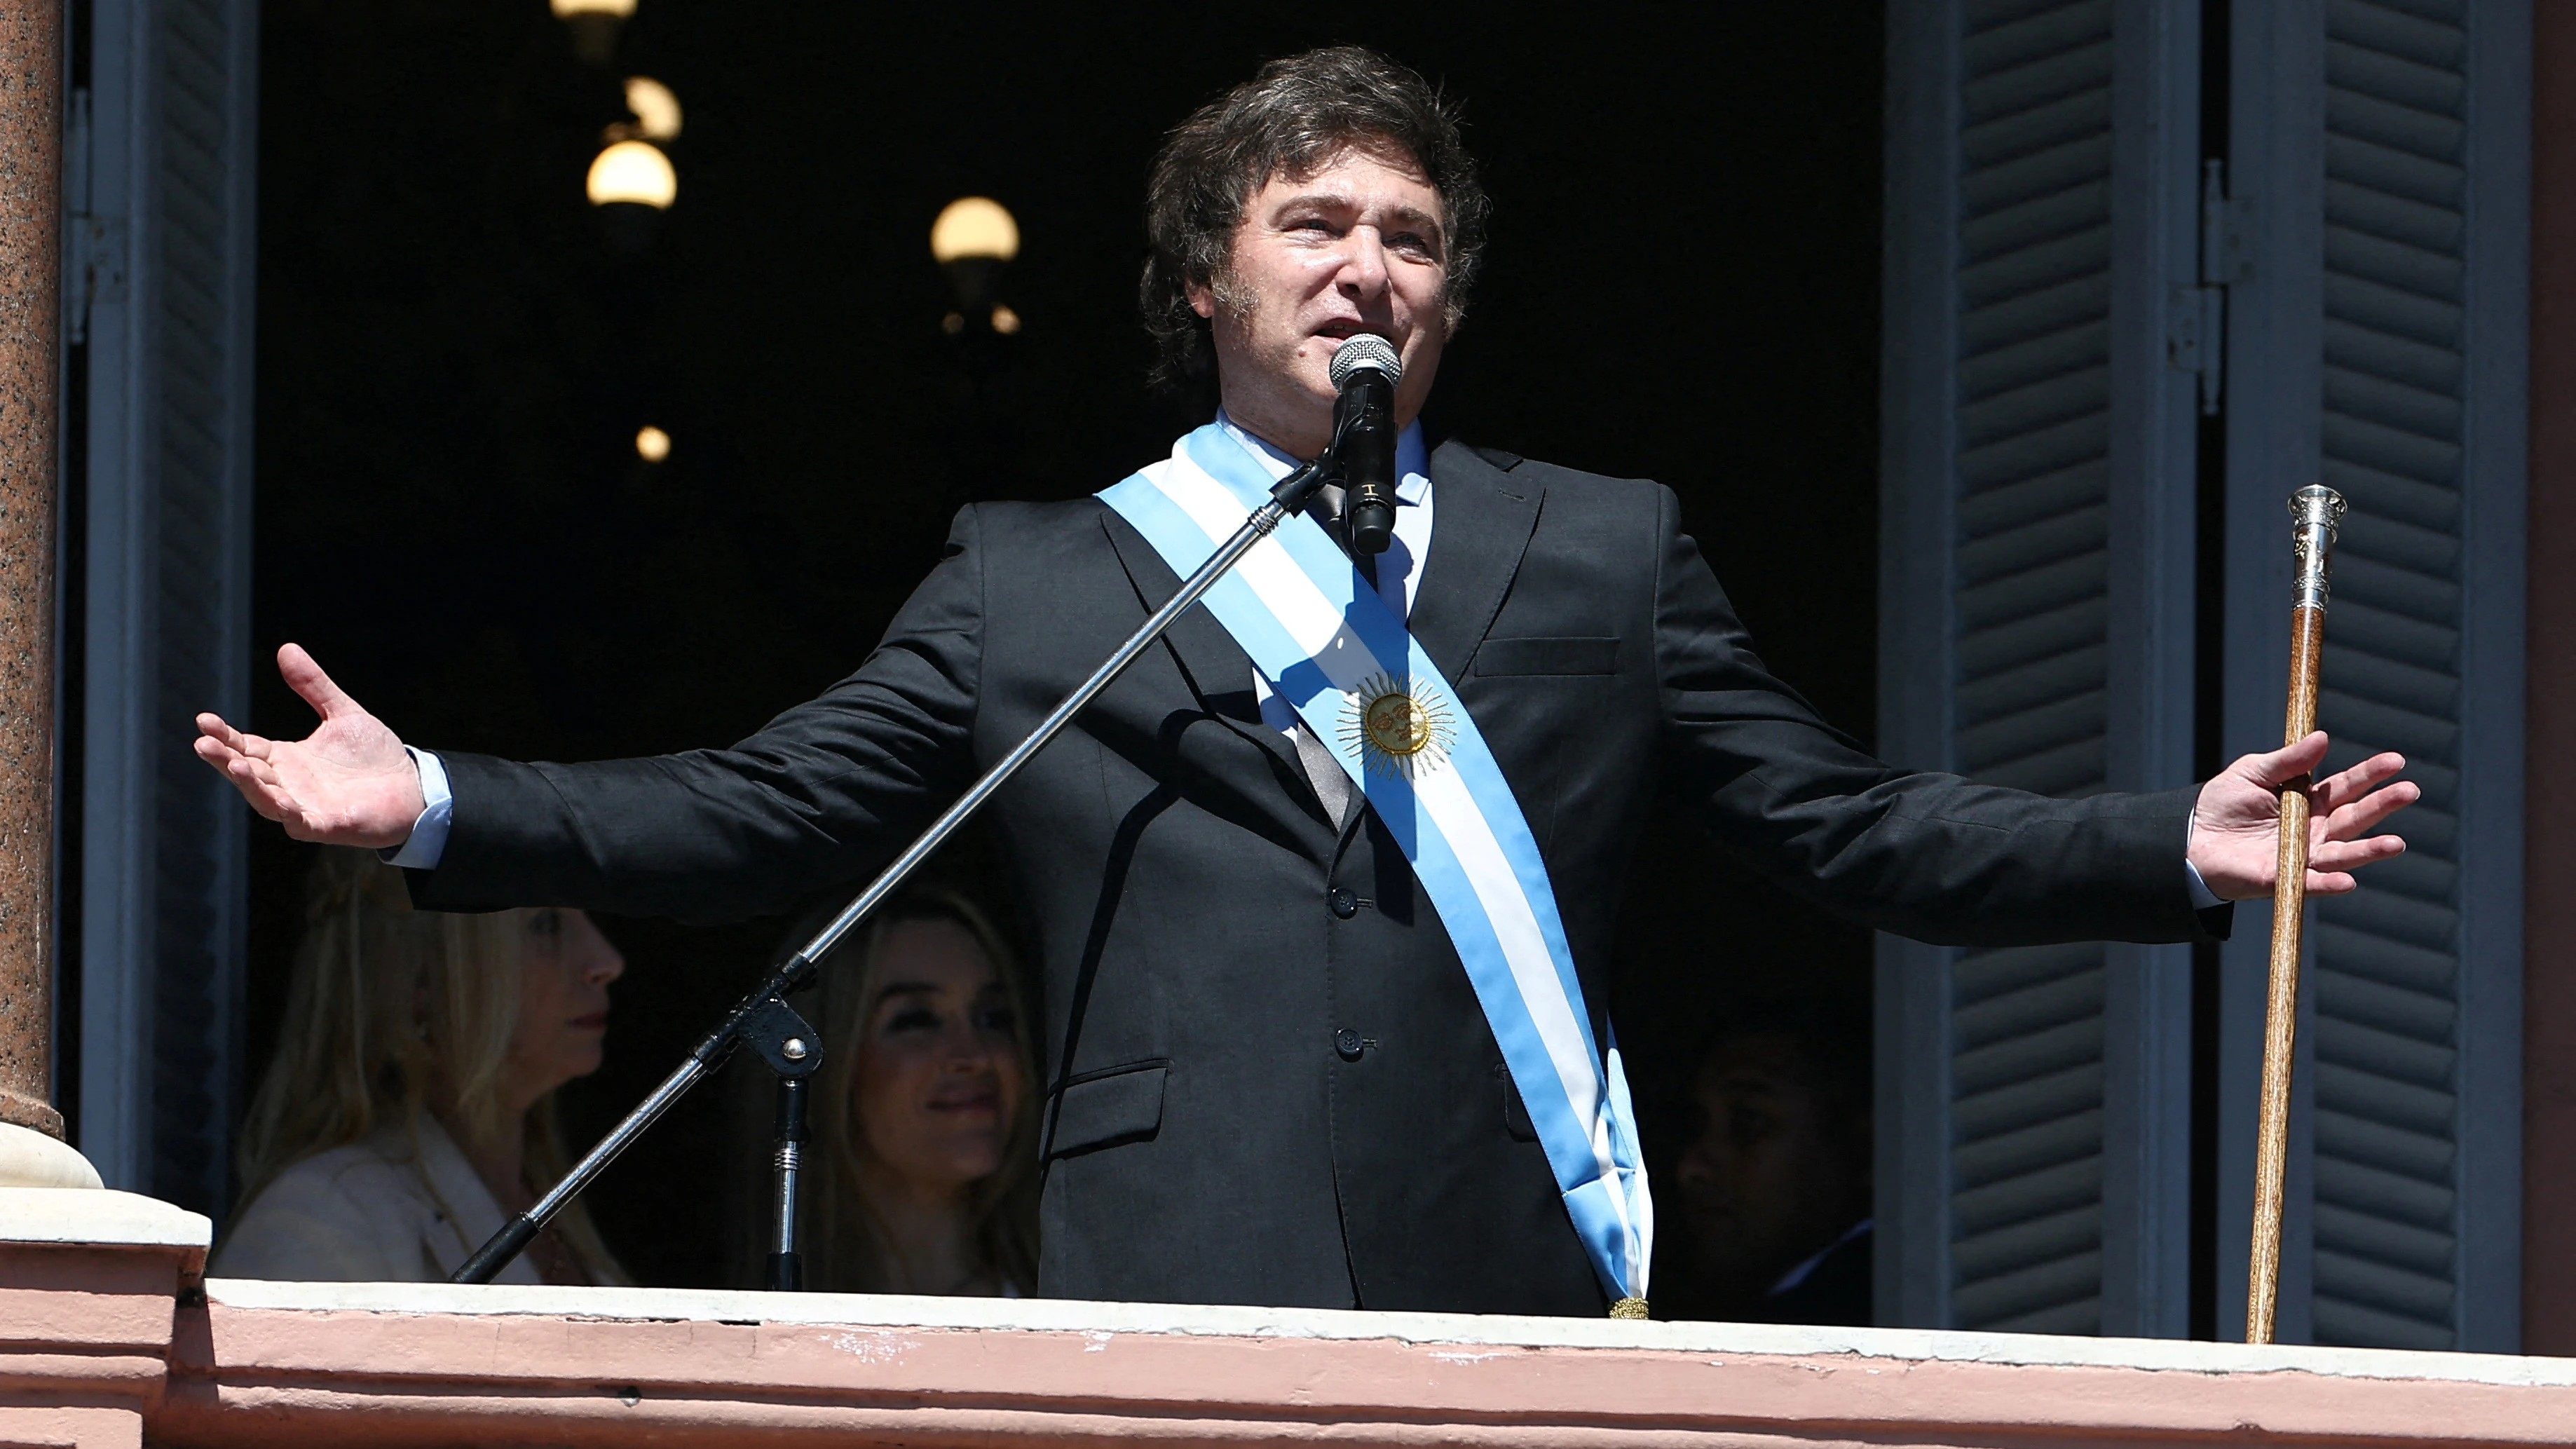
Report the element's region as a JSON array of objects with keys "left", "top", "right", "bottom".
[
  {"left": 587, "top": 140, "right": 676, "bottom": 209},
  {"left": 990, "top": 304, "right": 1022, "bottom": 334},
  {"left": 624, "top": 77, "right": 681, "bottom": 141},
  {"left": 551, "top": 0, "right": 635, "bottom": 14},
  {"left": 929, "top": 197, "right": 1019, "bottom": 264},
  {"left": 635, "top": 426, "right": 671, "bottom": 462}
]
